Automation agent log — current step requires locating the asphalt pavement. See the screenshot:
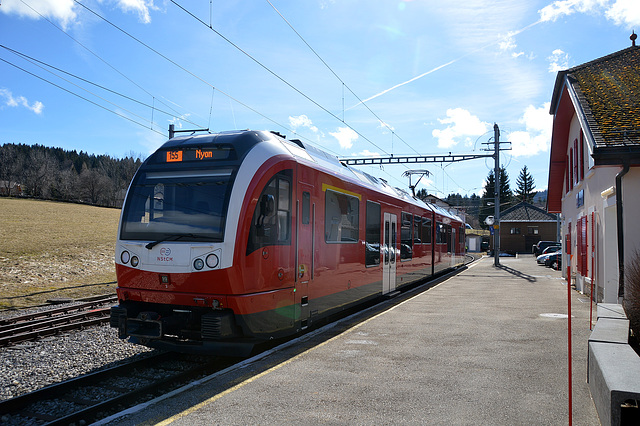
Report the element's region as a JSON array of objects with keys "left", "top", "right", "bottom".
[{"left": 102, "top": 255, "right": 600, "bottom": 425}]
